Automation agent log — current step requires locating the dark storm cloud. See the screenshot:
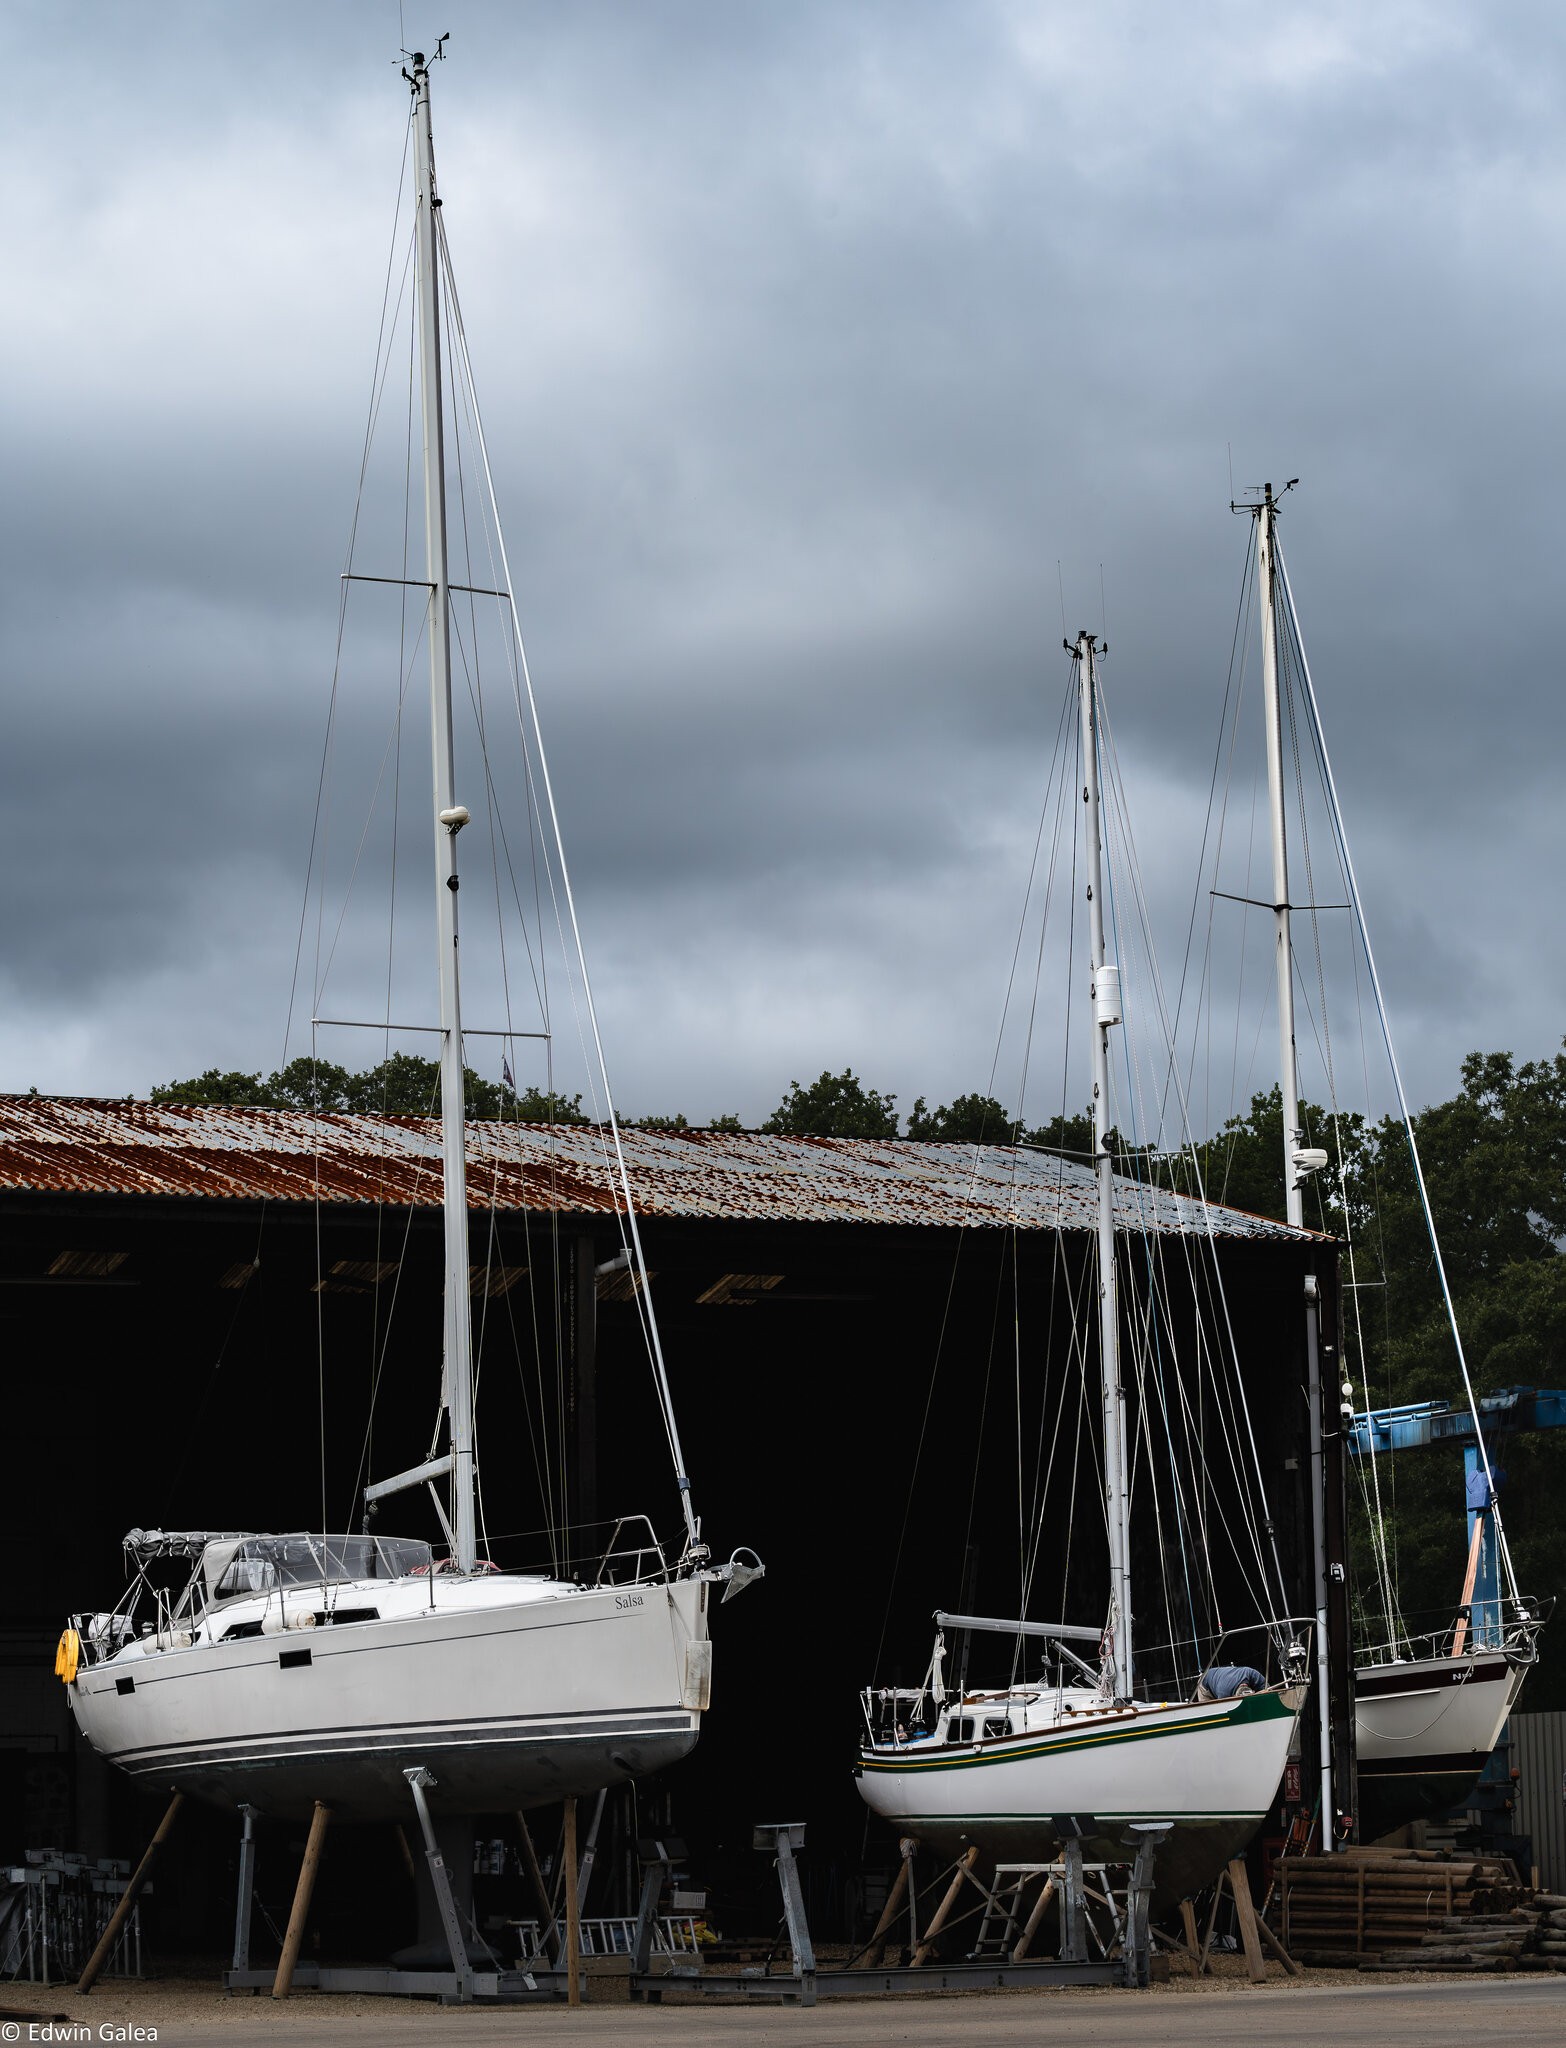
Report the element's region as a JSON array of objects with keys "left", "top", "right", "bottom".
[{"left": 4, "top": 1, "right": 1565, "bottom": 1123}]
